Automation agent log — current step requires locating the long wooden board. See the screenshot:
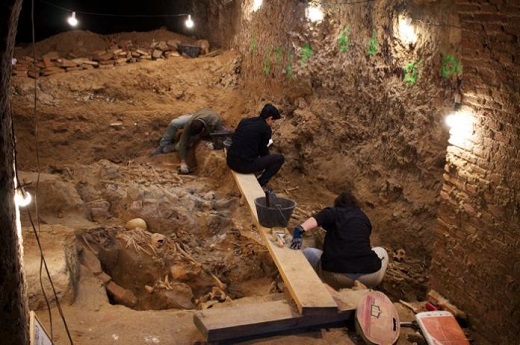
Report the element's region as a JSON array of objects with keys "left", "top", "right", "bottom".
[
  {"left": 229, "top": 171, "right": 338, "bottom": 315},
  {"left": 194, "top": 299, "right": 349, "bottom": 342}
]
